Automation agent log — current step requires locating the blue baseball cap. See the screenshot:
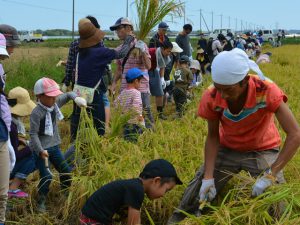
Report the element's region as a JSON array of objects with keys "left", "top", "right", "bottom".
[
  {"left": 126, "top": 68, "right": 145, "bottom": 83},
  {"left": 158, "top": 22, "right": 169, "bottom": 29}
]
